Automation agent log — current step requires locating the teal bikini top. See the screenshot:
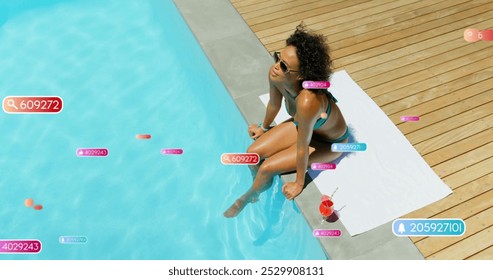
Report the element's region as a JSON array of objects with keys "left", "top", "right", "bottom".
[{"left": 292, "top": 91, "right": 338, "bottom": 130}]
